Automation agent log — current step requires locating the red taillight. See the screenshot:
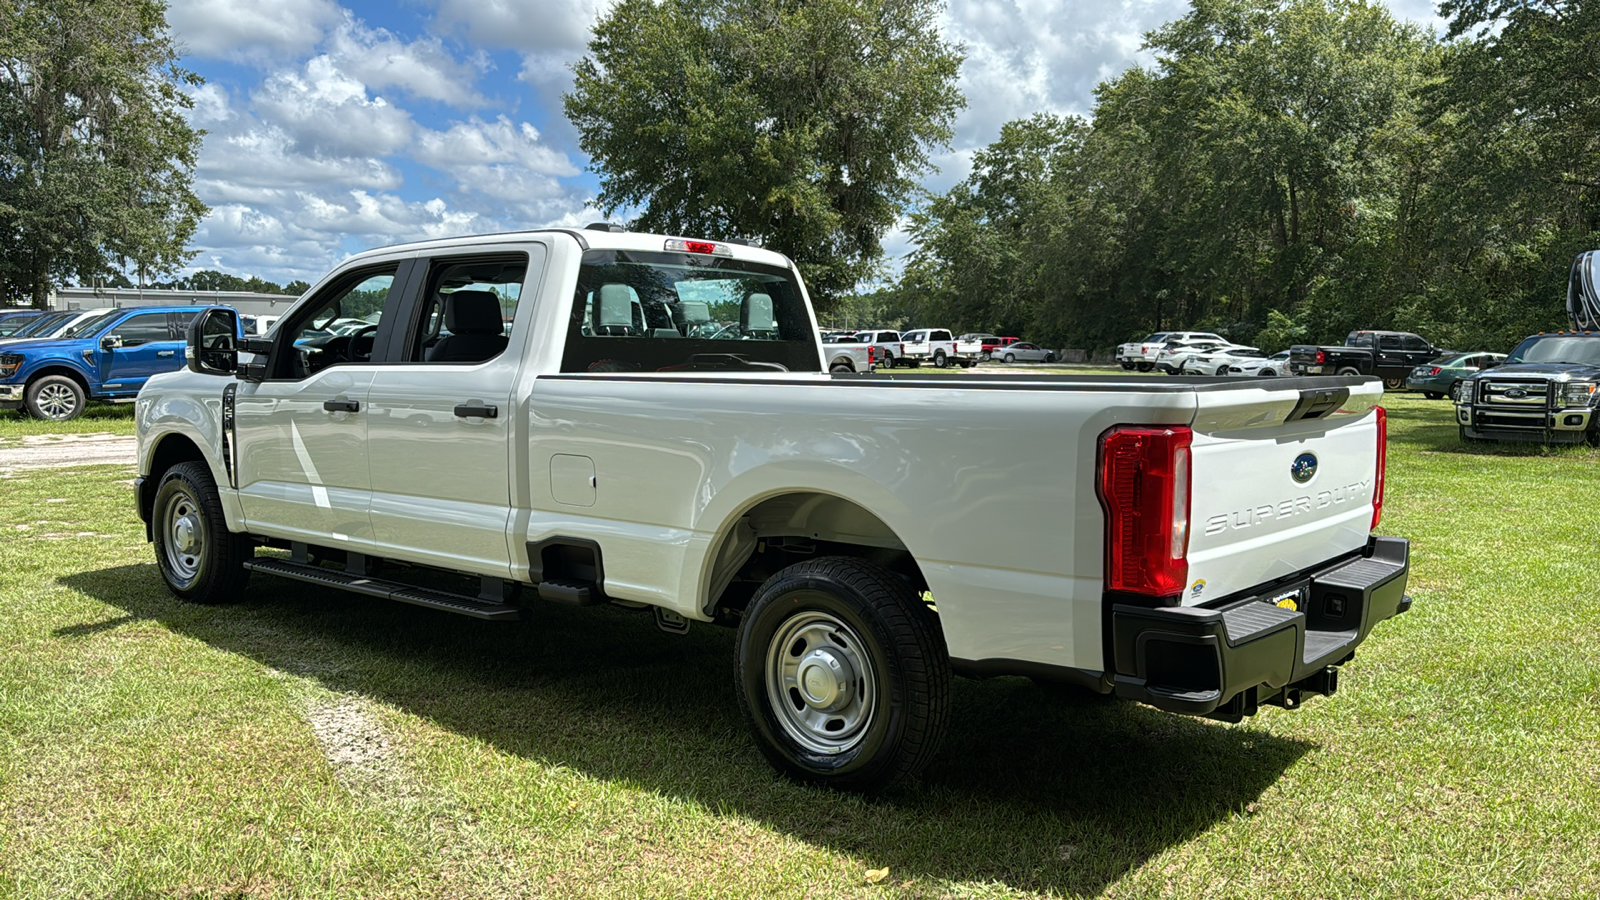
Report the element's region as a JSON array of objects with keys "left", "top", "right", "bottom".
[
  {"left": 1426, "top": 366, "right": 1441, "bottom": 376},
  {"left": 1097, "top": 425, "right": 1193, "bottom": 598},
  {"left": 867, "top": 347, "right": 875, "bottom": 364},
  {"left": 1372, "top": 406, "right": 1387, "bottom": 530},
  {"left": 1315, "top": 350, "right": 1326, "bottom": 364}
]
